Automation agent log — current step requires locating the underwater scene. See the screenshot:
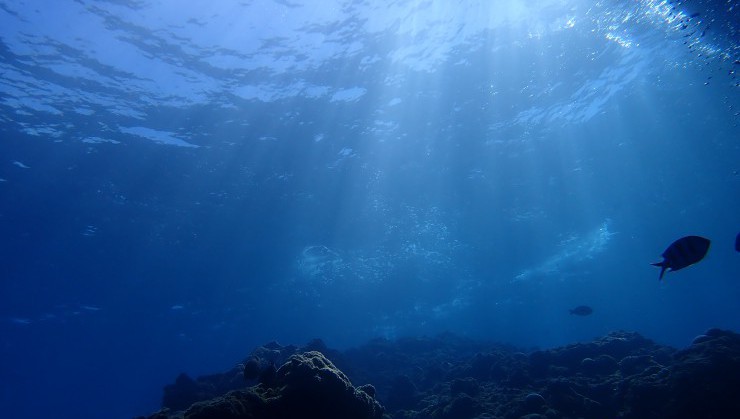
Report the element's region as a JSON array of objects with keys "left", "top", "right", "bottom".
[{"left": 0, "top": 0, "right": 738, "bottom": 418}]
